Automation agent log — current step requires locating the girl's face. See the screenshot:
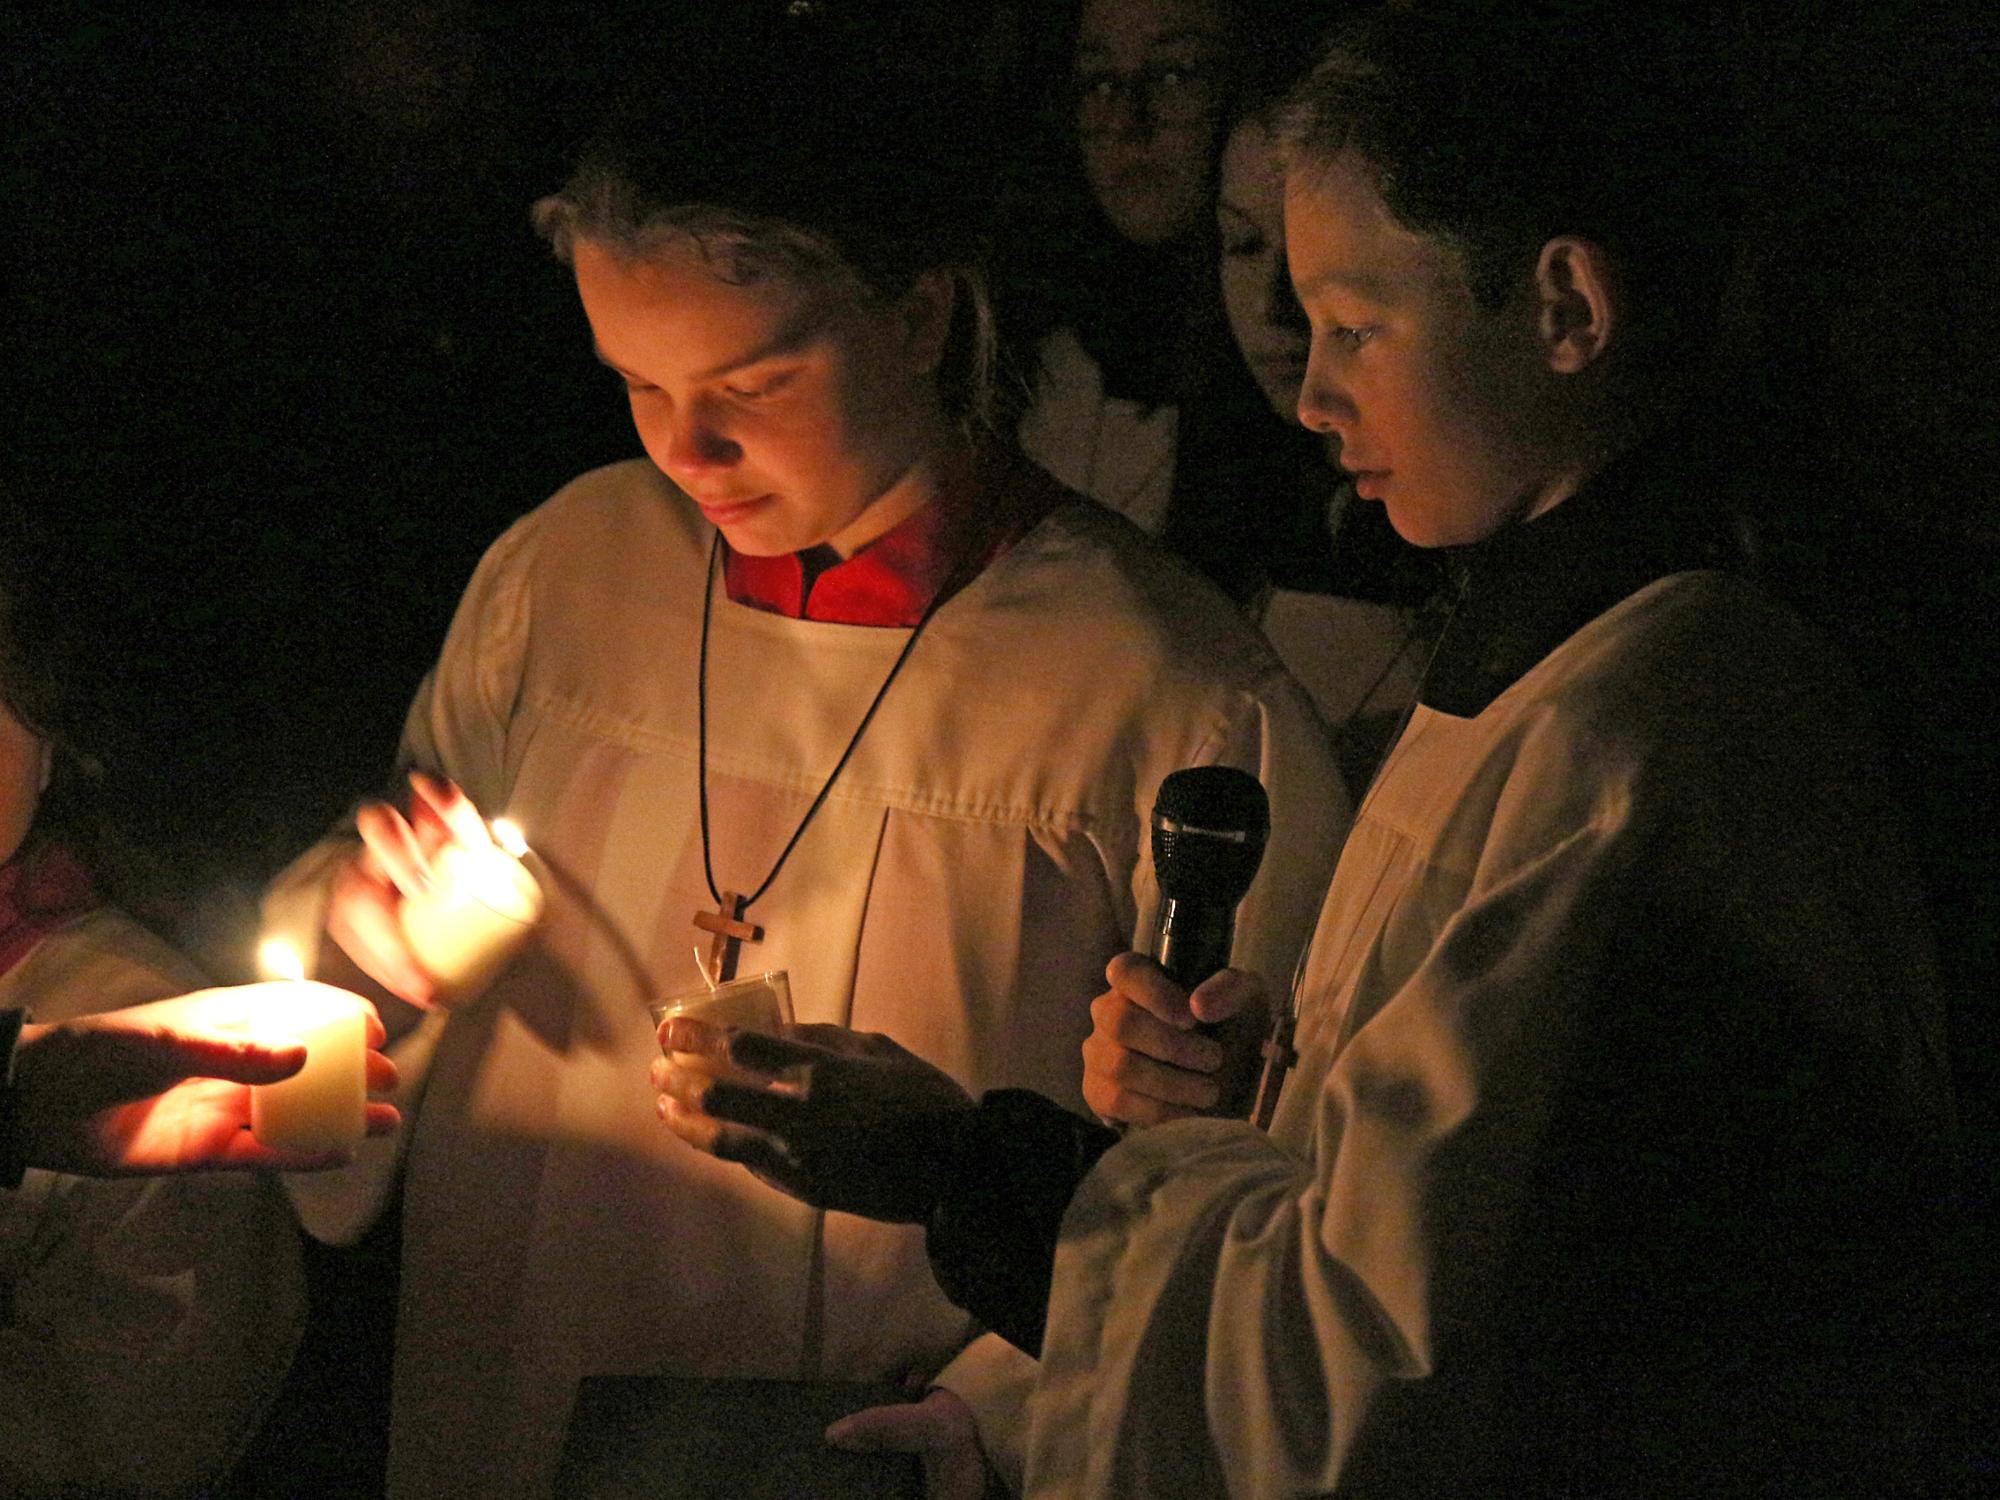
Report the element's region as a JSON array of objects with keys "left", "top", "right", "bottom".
[
  {"left": 0, "top": 697, "right": 51, "bottom": 866},
  {"left": 1074, "top": 0, "right": 1233, "bottom": 248},
  {"left": 1218, "top": 118, "right": 1313, "bottom": 426},
  {"left": 572, "top": 237, "right": 953, "bottom": 558}
]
